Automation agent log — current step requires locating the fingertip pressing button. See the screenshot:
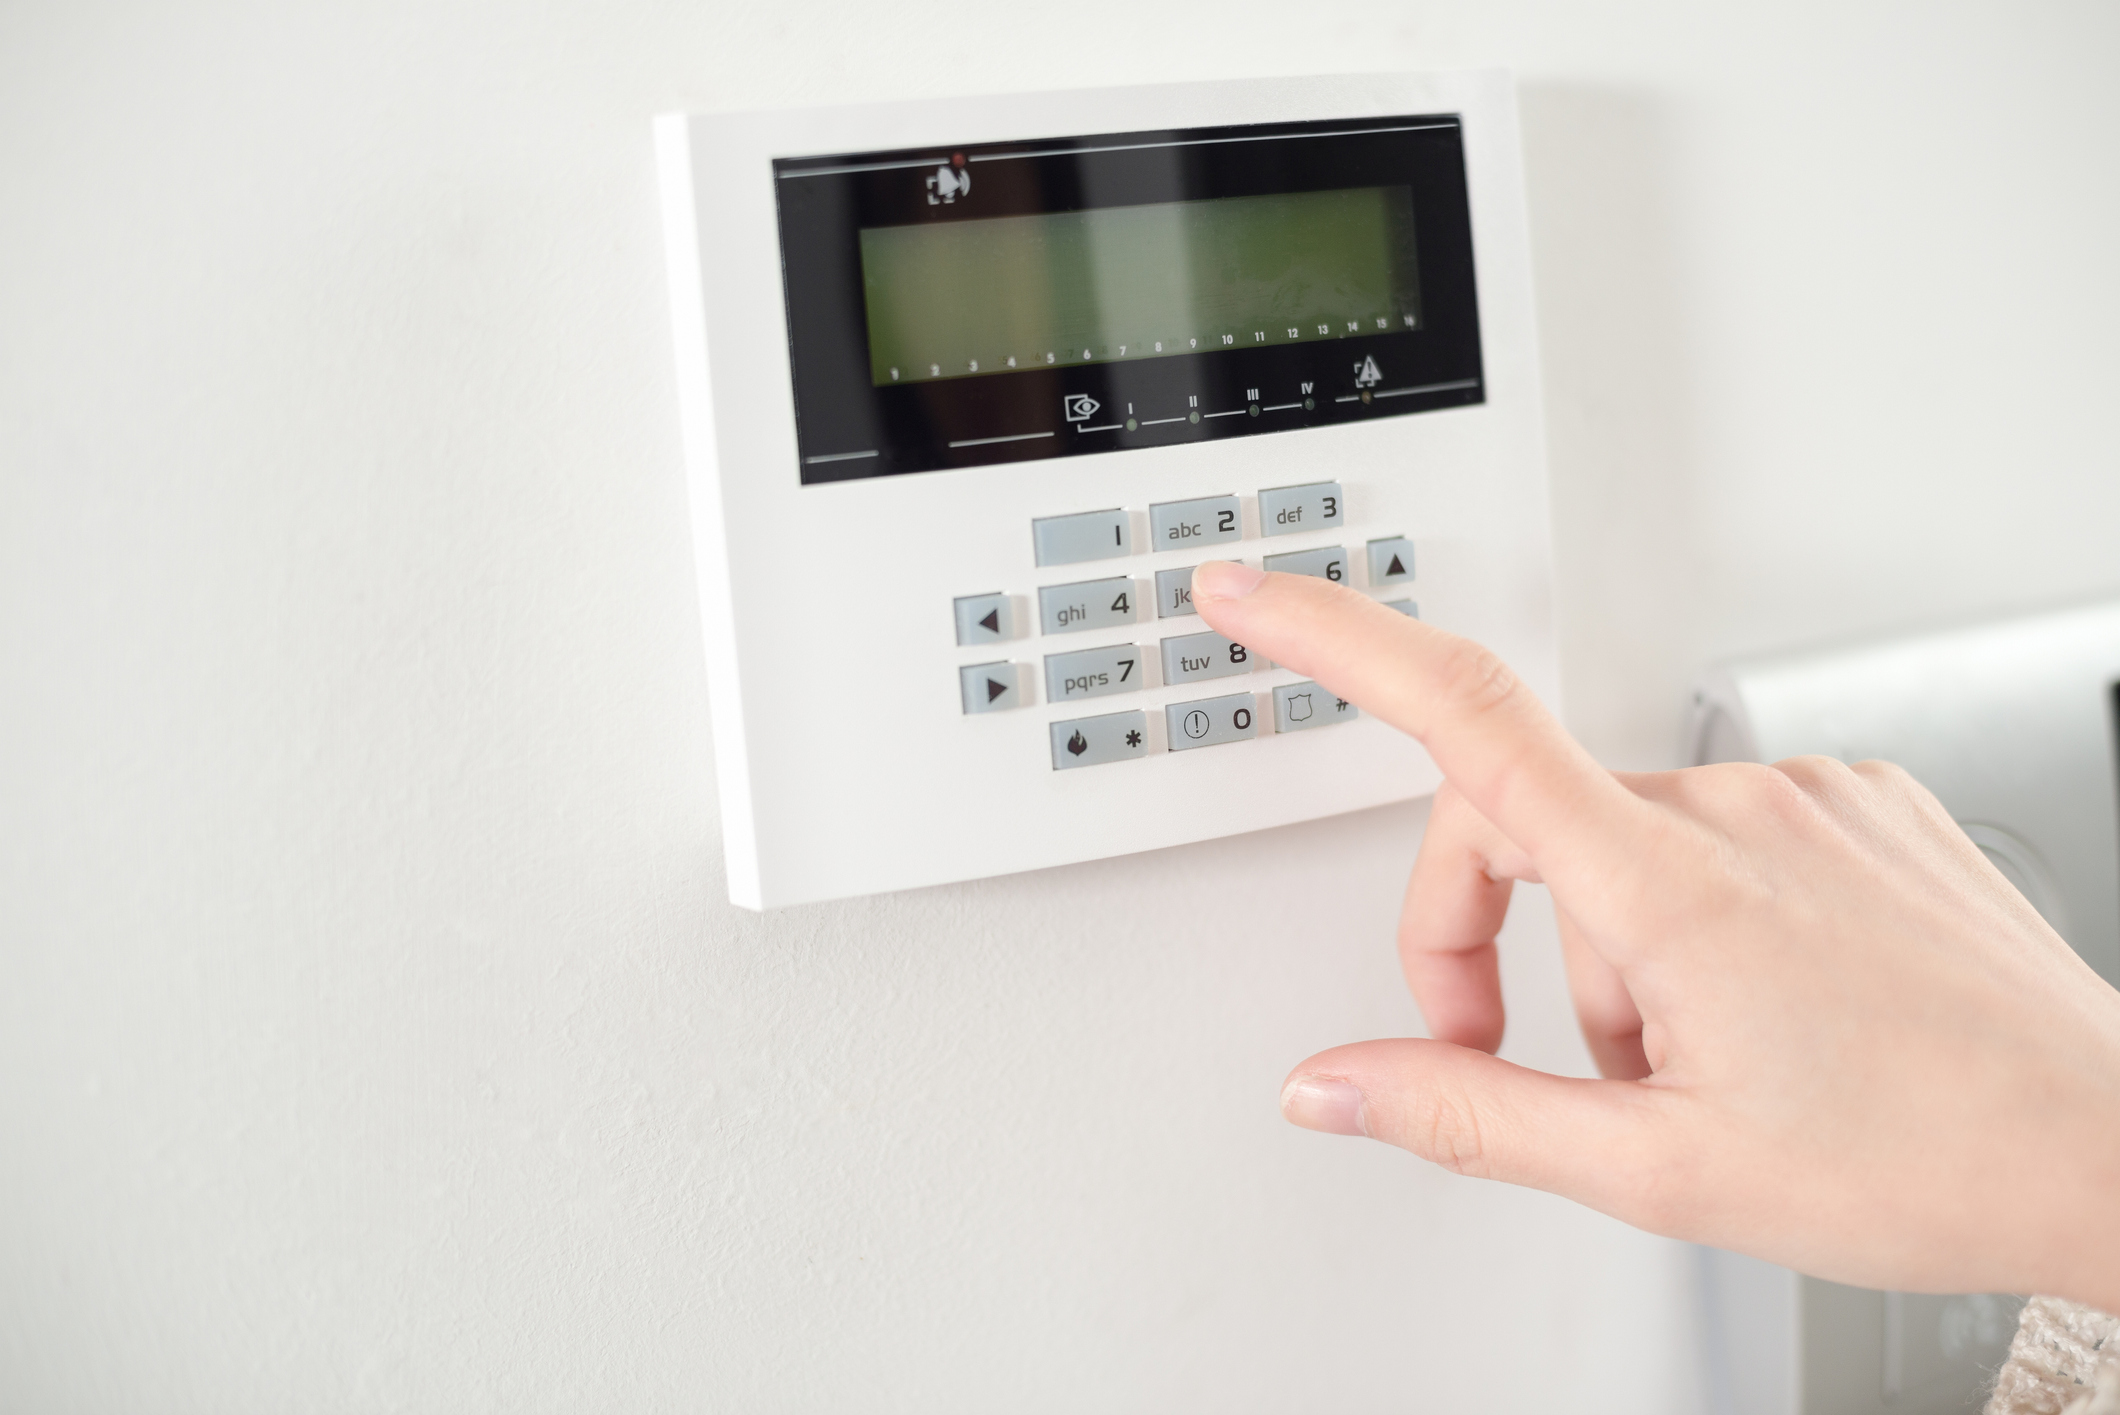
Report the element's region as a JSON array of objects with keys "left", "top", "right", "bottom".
[
  {"left": 959, "top": 662, "right": 1024, "bottom": 714},
  {"left": 1154, "top": 565, "right": 1198, "bottom": 618}
]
